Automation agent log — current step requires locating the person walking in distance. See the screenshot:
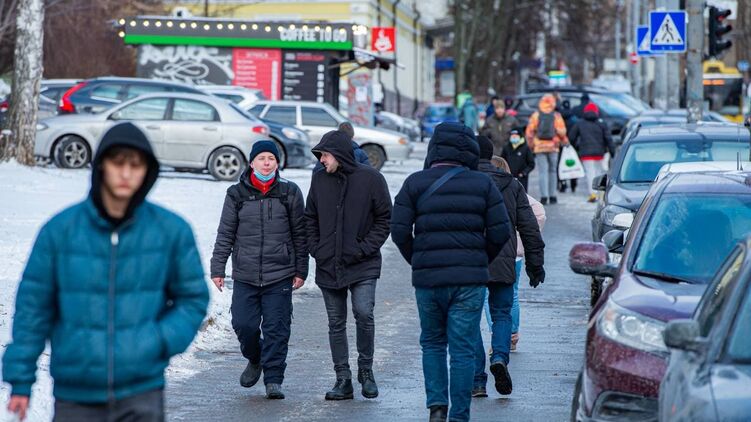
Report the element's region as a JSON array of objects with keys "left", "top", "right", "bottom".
[
  {"left": 3, "top": 122, "right": 209, "bottom": 422},
  {"left": 500, "top": 128, "right": 535, "bottom": 192},
  {"left": 480, "top": 101, "right": 519, "bottom": 156},
  {"left": 305, "top": 130, "right": 392, "bottom": 400},
  {"left": 525, "top": 94, "right": 568, "bottom": 205},
  {"left": 210, "top": 140, "right": 308, "bottom": 400},
  {"left": 391, "top": 123, "right": 511, "bottom": 422},
  {"left": 568, "top": 102, "right": 615, "bottom": 203},
  {"left": 471, "top": 137, "right": 545, "bottom": 398}
]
